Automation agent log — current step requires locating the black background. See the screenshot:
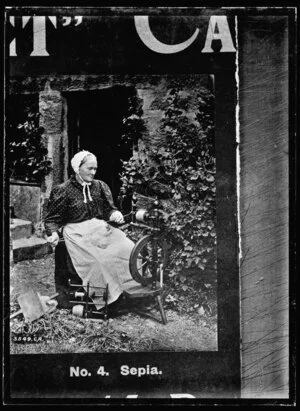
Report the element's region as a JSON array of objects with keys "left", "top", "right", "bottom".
[{"left": 4, "top": 5, "right": 295, "bottom": 404}]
